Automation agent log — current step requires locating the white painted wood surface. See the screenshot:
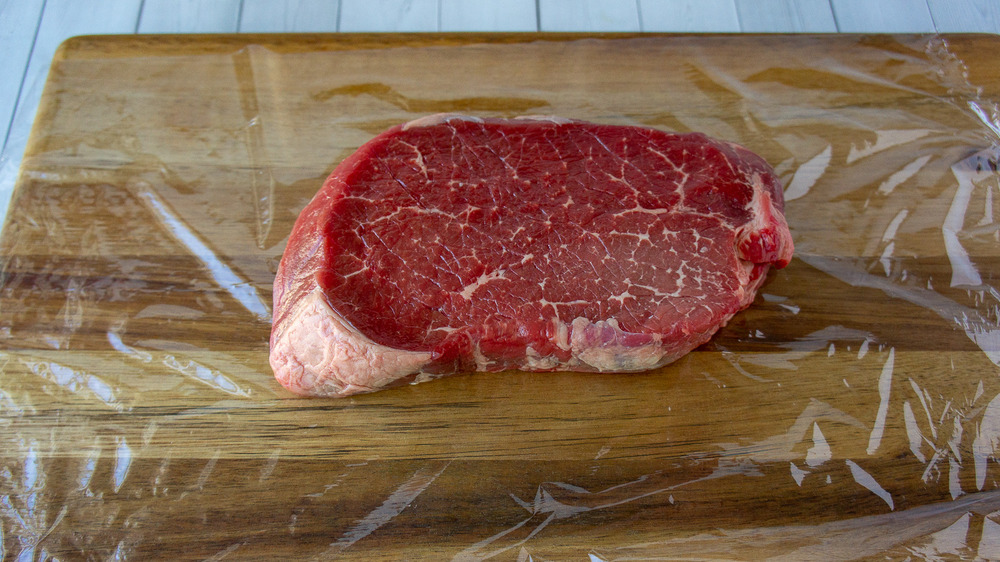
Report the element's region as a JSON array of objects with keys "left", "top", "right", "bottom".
[
  {"left": 0, "top": 0, "right": 45, "bottom": 150},
  {"left": 735, "top": 0, "right": 838, "bottom": 32},
  {"left": 927, "top": 0, "right": 1000, "bottom": 32},
  {"left": 441, "top": 0, "right": 537, "bottom": 31},
  {"left": 641, "top": 0, "right": 740, "bottom": 32},
  {"left": 0, "top": 0, "right": 997, "bottom": 227},
  {"left": 340, "top": 0, "right": 439, "bottom": 31},
  {"left": 240, "top": 0, "right": 342, "bottom": 32},
  {"left": 137, "top": 0, "right": 242, "bottom": 33},
  {"left": 0, "top": 0, "right": 142, "bottom": 226},
  {"left": 831, "top": 0, "right": 937, "bottom": 32},
  {"left": 539, "top": 0, "right": 641, "bottom": 31}
]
